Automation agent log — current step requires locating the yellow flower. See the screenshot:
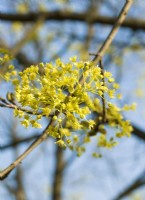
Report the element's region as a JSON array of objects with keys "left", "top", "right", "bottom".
[
  {"left": 55, "top": 140, "right": 66, "bottom": 148},
  {"left": 3, "top": 55, "right": 134, "bottom": 155},
  {"left": 69, "top": 56, "right": 77, "bottom": 62}
]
